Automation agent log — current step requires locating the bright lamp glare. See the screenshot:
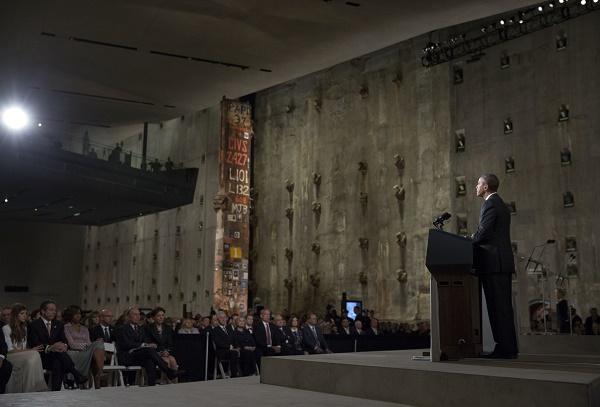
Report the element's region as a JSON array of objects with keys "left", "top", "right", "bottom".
[{"left": 2, "top": 107, "right": 29, "bottom": 131}]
